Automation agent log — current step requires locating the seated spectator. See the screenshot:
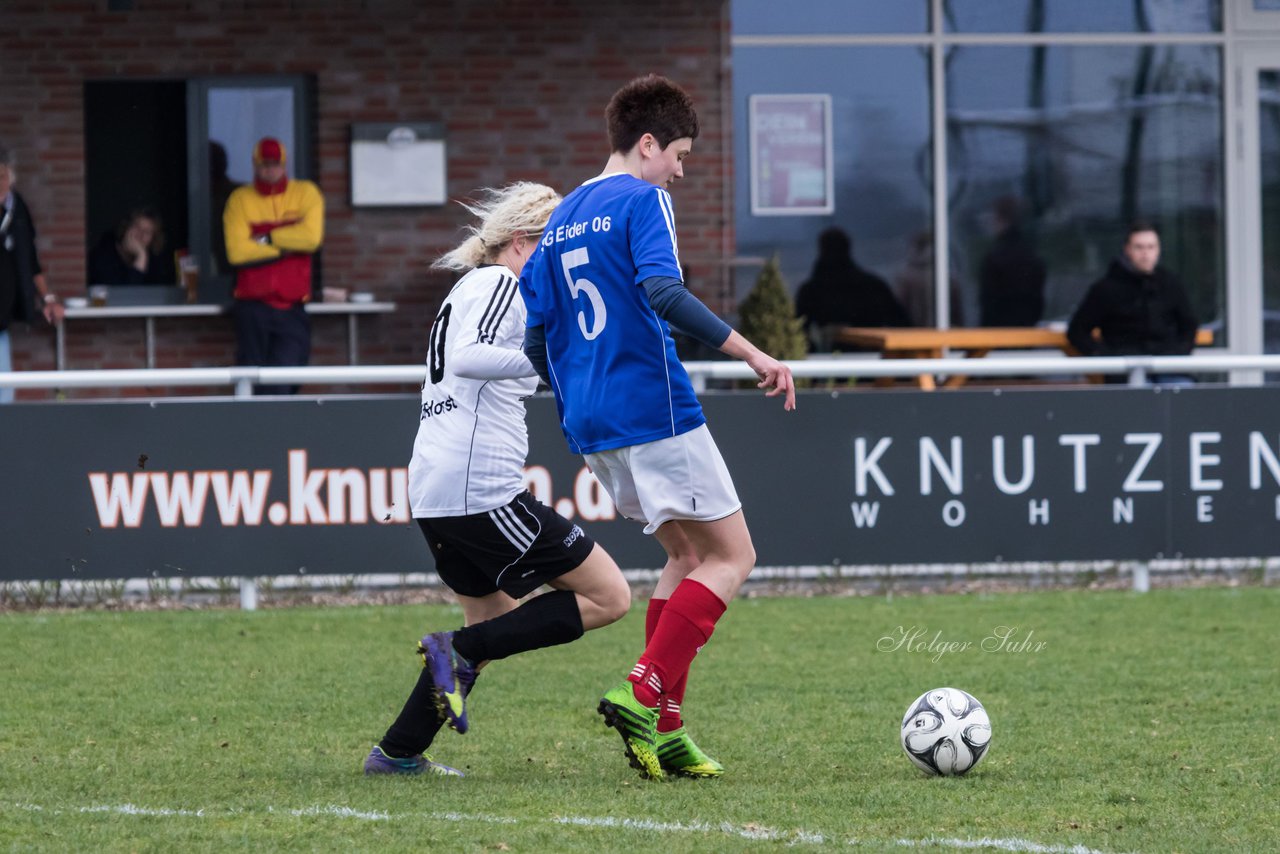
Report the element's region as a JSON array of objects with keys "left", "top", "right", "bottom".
[
  {"left": 1067, "top": 221, "right": 1198, "bottom": 383},
  {"left": 795, "top": 227, "right": 908, "bottom": 352},
  {"left": 87, "top": 208, "right": 176, "bottom": 285},
  {"left": 979, "top": 195, "right": 1046, "bottom": 327}
]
